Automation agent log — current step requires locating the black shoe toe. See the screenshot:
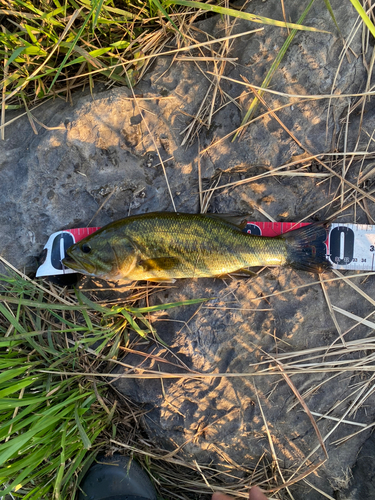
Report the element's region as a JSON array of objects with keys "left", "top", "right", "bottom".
[{"left": 77, "top": 455, "right": 157, "bottom": 500}]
